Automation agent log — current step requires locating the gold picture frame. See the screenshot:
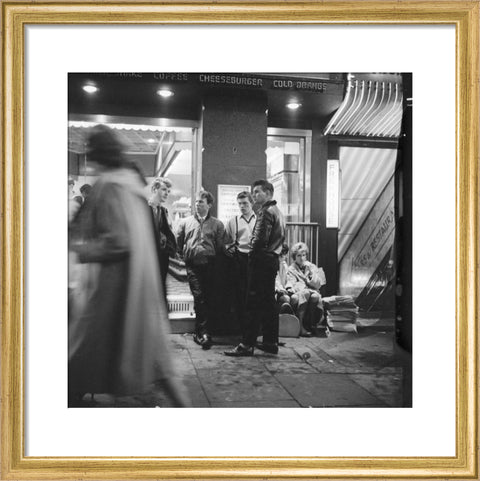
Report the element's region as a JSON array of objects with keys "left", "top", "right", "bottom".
[{"left": 1, "top": 1, "right": 478, "bottom": 479}]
